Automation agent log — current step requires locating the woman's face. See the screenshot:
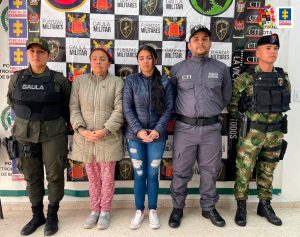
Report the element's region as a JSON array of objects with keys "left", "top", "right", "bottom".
[
  {"left": 90, "top": 50, "right": 111, "bottom": 76},
  {"left": 137, "top": 50, "right": 156, "bottom": 76}
]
